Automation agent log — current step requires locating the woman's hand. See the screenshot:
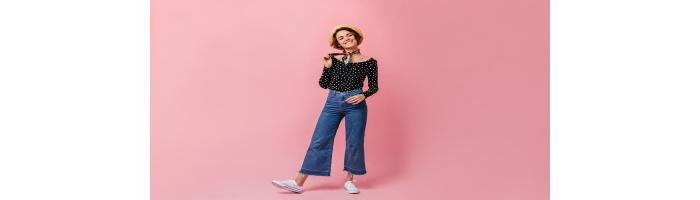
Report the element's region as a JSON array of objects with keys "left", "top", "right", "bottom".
[
  {"left": 323, "top": 55, "right": 332, "bottom": 68},
  {"left": 345, "top": 94, "right": 366, "bottom": 105}
]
